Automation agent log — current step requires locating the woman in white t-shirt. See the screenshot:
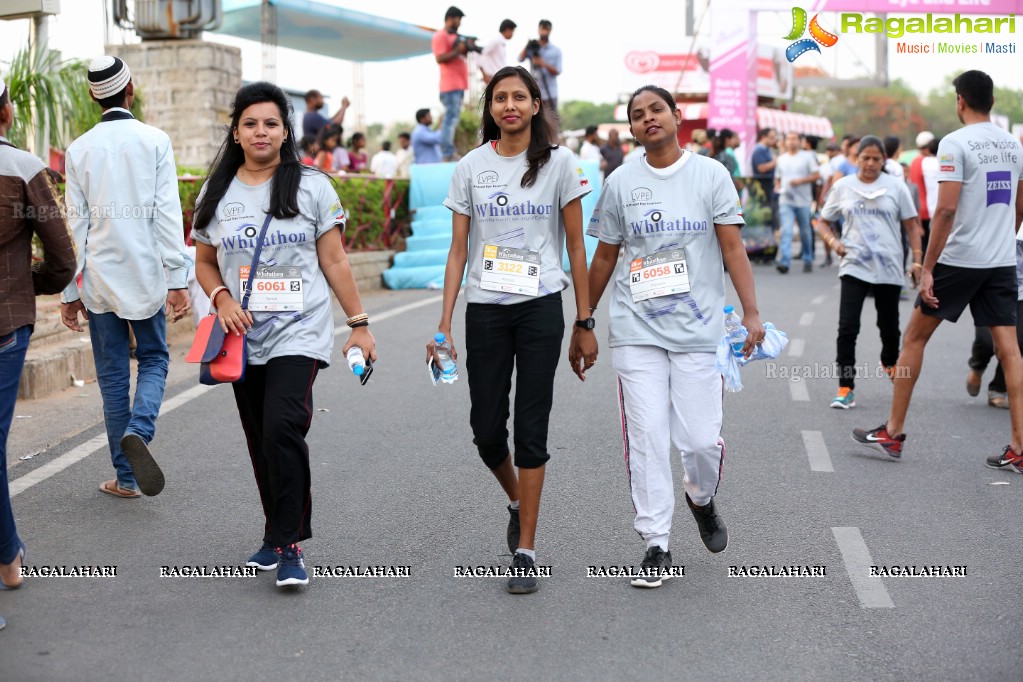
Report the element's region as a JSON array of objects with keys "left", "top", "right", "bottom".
[
  {"left": 427, "top": 66, "right": 594, "bottom": 594},
  {"left": 574, "top": 85, "right": 765, "bottom": 588},
  {"left": 814, "top": 135, "right": 921, "bottom": 410},
  {"left": 192, "top": 82, "right": 377, "bottom": 590}
]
